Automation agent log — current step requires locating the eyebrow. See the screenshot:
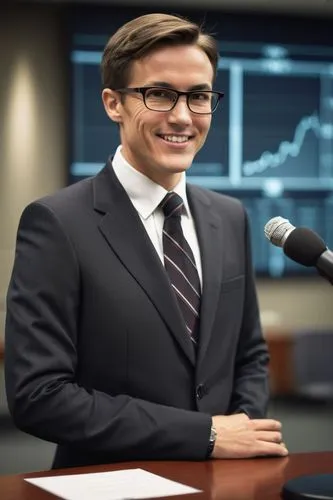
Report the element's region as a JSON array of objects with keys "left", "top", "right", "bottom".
[{"left": 145, "top": 81, "right": 212, "bottom": 91}]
